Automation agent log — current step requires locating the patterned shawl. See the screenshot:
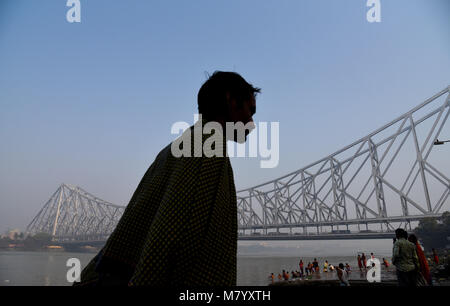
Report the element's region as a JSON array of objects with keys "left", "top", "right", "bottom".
[{"left": 76, "top": 119, "right": 237, "bottom": 286}]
